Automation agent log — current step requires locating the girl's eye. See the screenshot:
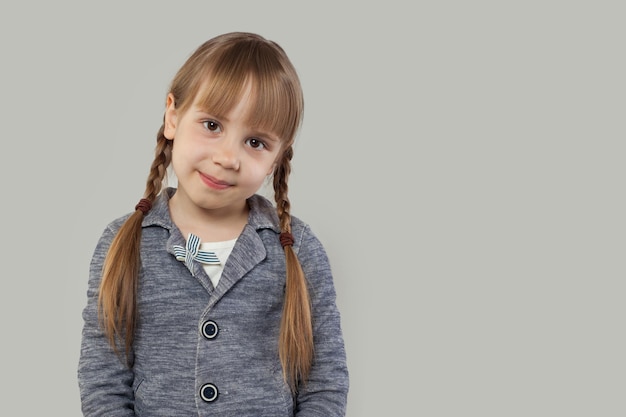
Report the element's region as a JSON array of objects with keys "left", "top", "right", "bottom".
[
  {"left": 203, "top": 120, "right": 221, "bottom": 132},
  {"left": 246, "top": 137, "right": 266, "bottom": 150}
]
